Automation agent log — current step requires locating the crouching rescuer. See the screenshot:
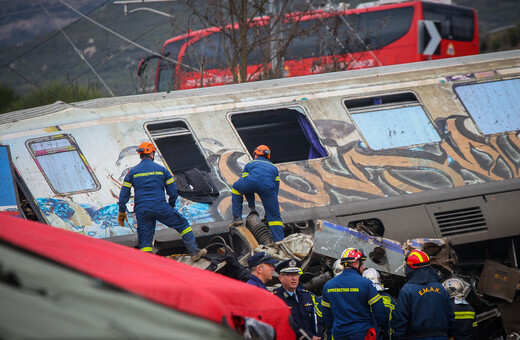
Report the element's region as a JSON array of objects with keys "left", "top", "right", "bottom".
[
  {"left": 117, "top": 142, "right": 206, "bottom": 261},
  {"left": 231, "top": 145, "right": 284, "bottom": 242}
]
